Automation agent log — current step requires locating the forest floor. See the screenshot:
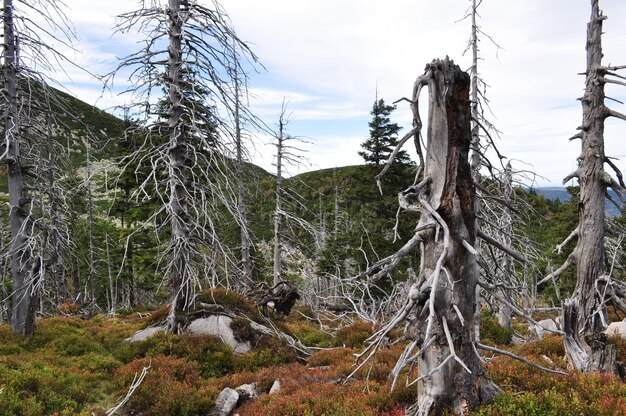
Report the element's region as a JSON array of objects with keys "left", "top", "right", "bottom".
[{"left": 0, "top": 291, "right": 625, "bottom": 416}]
